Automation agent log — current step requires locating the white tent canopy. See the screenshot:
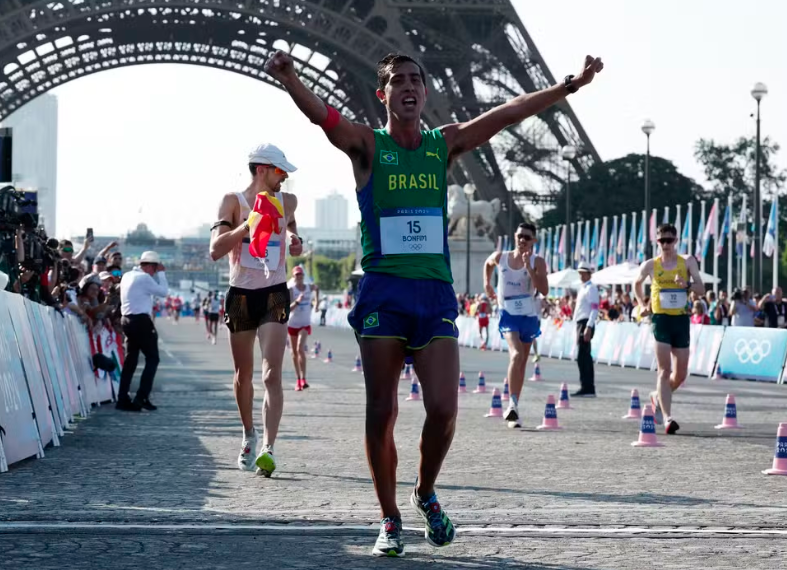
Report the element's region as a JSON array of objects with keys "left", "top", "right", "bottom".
[
  {"left": 547, "top": 268, "right": 582, "bottom": 290},
  {"left": 591, "top": 261, "right": 720, "bottom": 286}
]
